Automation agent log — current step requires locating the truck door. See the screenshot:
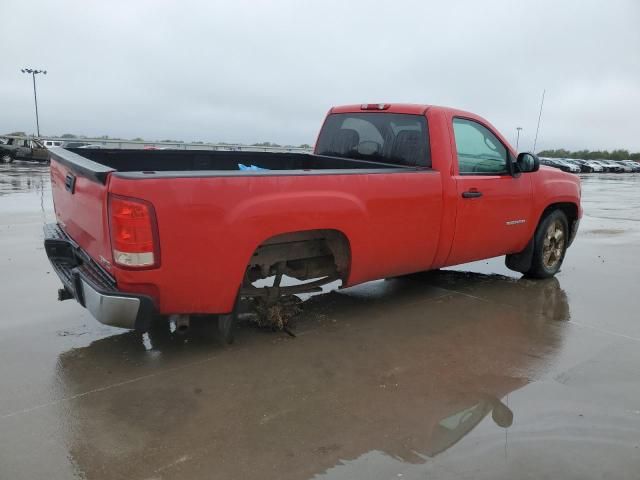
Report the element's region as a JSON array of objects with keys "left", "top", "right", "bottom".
[{"left": 447, "top": 118, "right": 533, "bottom": 266}]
